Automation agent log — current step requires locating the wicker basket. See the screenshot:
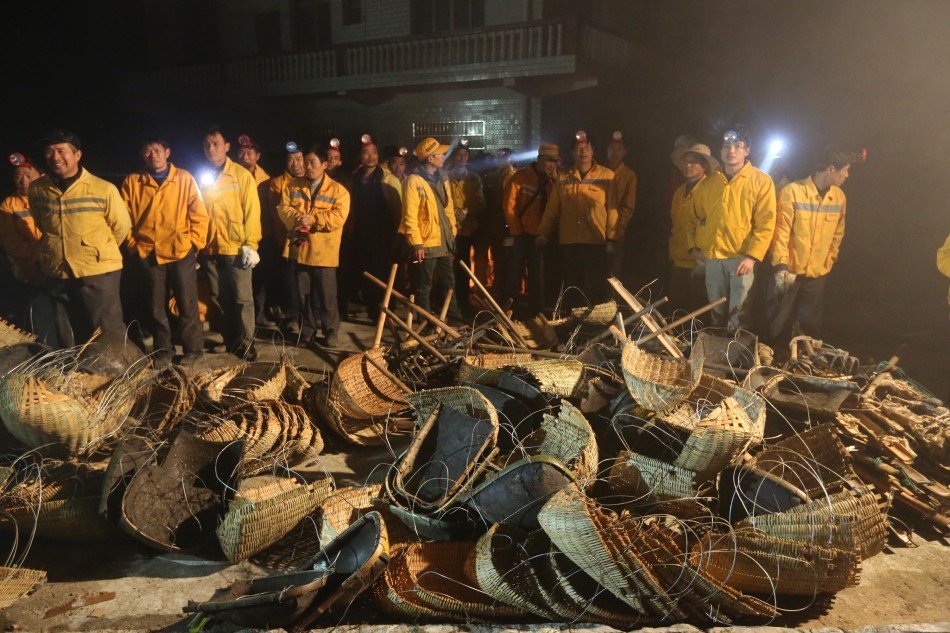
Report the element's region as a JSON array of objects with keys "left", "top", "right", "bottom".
[
  {"left": 570, "top": 300, "right": 618, "bottom": 325},
  {"left": 748, "top": 423, "right": 853, "bottom": 499},
  {"left": 220, "top": 362, "right": 288, "bottom": 407},
  {"left": 621, "top": 342, "right": 702, "bottom": 413},
  {"left": 457, "top": 352, "right": 532, "bottom": 386},
  {"left": 130, "top": 366, "right": 196, "bottom": 433},
  {"left": 329, "top": 347, "right": 407, "bottom": 421},
  {"left": 217, "top": 476, "right": 333, "bottom": 563},
  {"left": 0, "top": 566, "right": 46, "bottom": 609},
  {"left": 522, "top": 399, "right": 598, "bottom": 487},
  {"left": 193, "top": 364, "right": 246, "bottom": 411},
  {"left": 0, "top": 317, "right": 37, "bottom": 348},
  {"left": 519, "top": 359, "right": 586, "bottom": 399},
  {"left": 694, "top": 528, "right": 861, "bottom": 596},
  {"left": 606, "top": 451, "right": 699, "bottom": 507},
  {"left": 539, "top": 544, "right": 637, "bottom": 627},
  {"left": 509, "top": 314, "right": 559, "bottom": 349}
]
